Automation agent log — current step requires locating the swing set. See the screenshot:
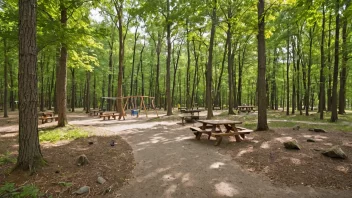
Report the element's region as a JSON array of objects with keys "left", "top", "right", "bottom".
[{"left": 102, "top": 96, "right": 159, "bottom": 120}]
